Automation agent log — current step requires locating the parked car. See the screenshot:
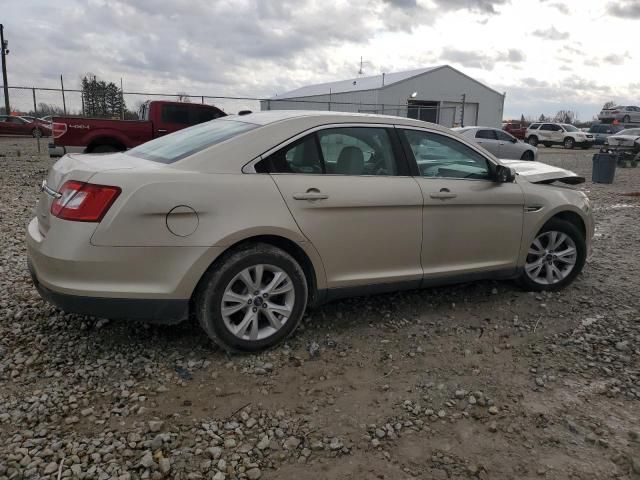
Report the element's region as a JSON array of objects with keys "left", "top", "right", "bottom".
[
  {"left": 588, "top": 123, "right": 625, "bottom": 145},
  {"left": 28, "top": 111, "right": 593, "bottom": 351},
  {"left": 604, "top": 128, "right": 640, "bottom": 156},
  {"left": 0, "top": 115, "right": 51, "bottom": 137},
  {"left": 49, "top": 100, "right": 226, "bottom": 157},
  {"left": 453, "top": 126, "right": 537, "bottom": 160},
  {"left": 598, "top": 105, "right": 640, "bottom": 124},
  {"left": 502, "top": 121, "right": 527, "bottom": 140},
  {"left": 525, "top": 122, "right": 594, "bottom": 149}
]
